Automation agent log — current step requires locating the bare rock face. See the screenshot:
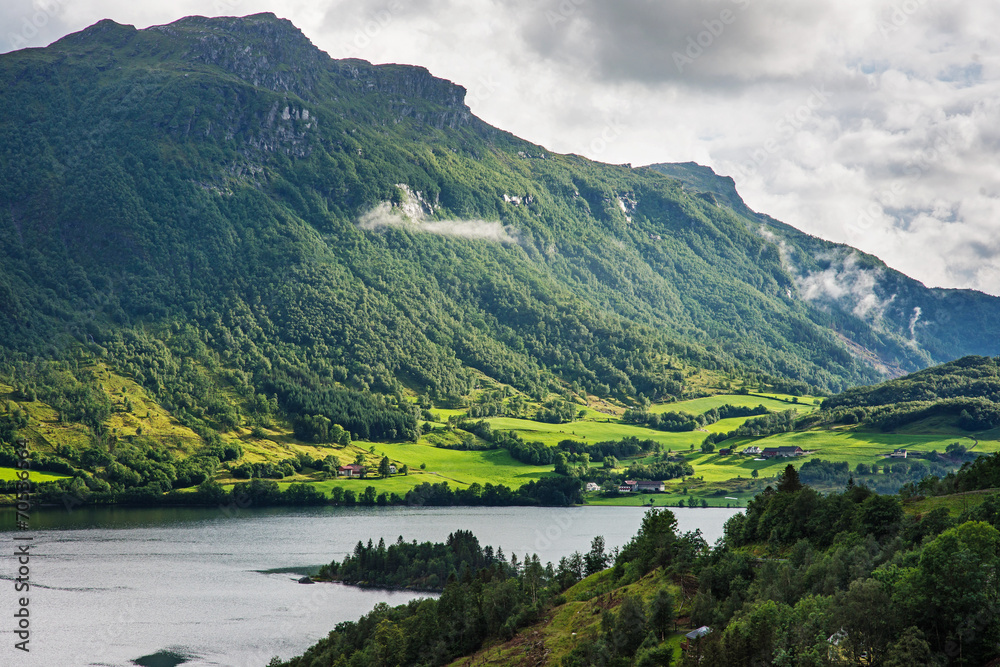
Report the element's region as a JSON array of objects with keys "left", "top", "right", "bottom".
[
  {"left": 44, "top": 13, "right": 476, "bottom": 160},
  {"left": 153, "top": 13, "right": 472, "bottom": 128},
  {"left": 160, "top": 14, "right": 326, "bottom": 99}
]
